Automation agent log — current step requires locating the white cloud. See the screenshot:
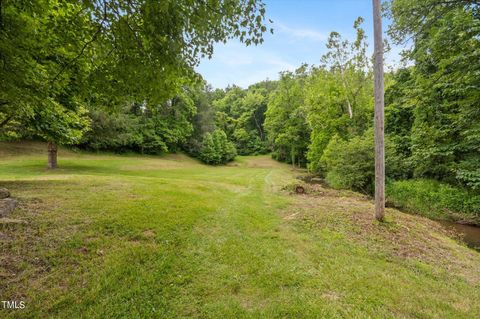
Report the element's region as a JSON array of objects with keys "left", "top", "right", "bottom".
[
  {"left": 276, "top": 22, "right": 327, "bottom": 42},
  {"left": 196, "top": 20, "right": 329, "bottom": 88},
  {"left": 197, "top": 40, "right": 298, "bottom": 88}
]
